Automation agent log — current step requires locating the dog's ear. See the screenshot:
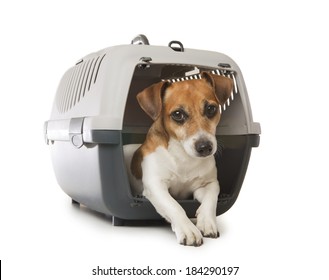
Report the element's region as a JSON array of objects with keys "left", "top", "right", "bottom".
[
  {"left": 136, "top": 81, "right": 171, "bottom": 120},
  {"left": 201, "top": 72, "right": 233, "bottom": 105}
]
